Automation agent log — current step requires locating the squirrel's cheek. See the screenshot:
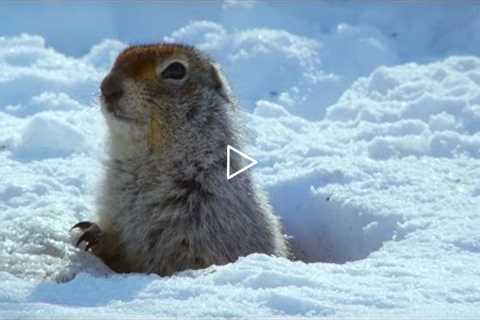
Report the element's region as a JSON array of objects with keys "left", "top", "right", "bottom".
[{"left": 146, "top": 113, "right": 172, "bottom": 151}]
